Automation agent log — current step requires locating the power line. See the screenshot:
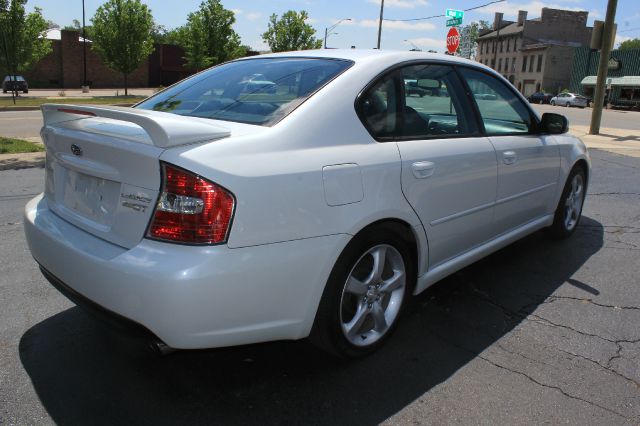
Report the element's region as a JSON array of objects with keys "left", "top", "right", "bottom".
[{"left": 384, "top": 0, "right": 505, "bottom": 22}]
